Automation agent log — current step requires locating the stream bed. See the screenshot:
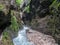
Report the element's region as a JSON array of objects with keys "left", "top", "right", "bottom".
[{"left": 13, "top": 25, "right": 34, "bottom": 45}]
